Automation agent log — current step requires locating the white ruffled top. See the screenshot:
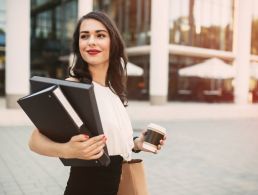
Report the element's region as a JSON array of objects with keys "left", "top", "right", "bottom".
[{"left": 92, "top": 81, "right": 134, "bottom": 161}]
